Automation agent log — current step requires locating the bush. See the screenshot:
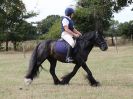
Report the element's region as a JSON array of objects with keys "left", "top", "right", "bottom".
[{"left": 40, "top": 19, "right": 61, "bottom": 40}]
